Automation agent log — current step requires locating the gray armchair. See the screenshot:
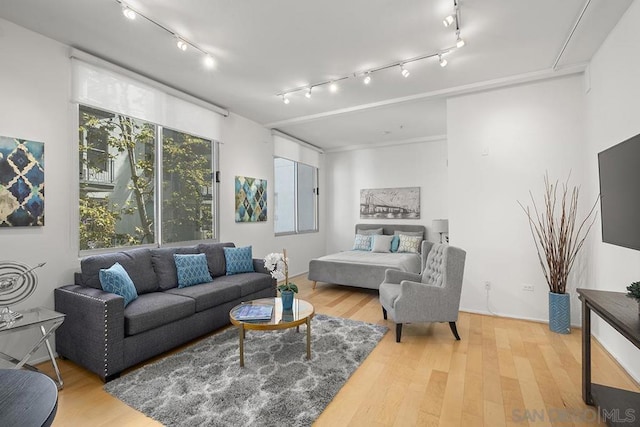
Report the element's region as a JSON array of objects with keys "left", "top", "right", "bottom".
[{"left": 379, "top": 241, "right": 466, "bottom": 342}]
